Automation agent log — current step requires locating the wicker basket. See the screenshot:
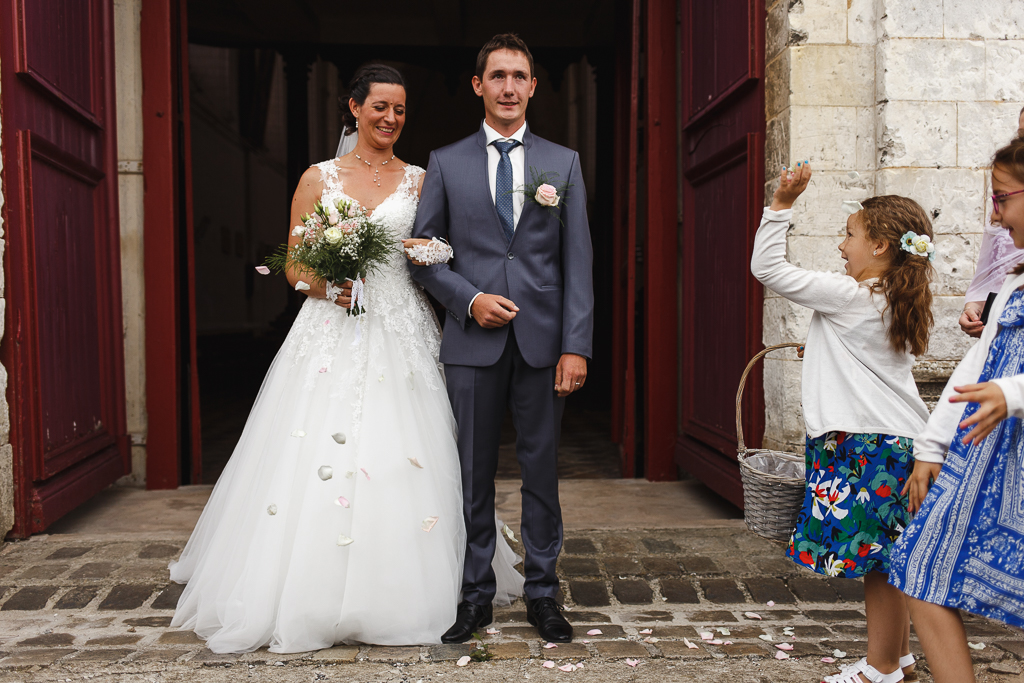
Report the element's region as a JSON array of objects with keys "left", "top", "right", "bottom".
[{"left": 736, "top": 343, "right": 806, "bottom": 542}]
